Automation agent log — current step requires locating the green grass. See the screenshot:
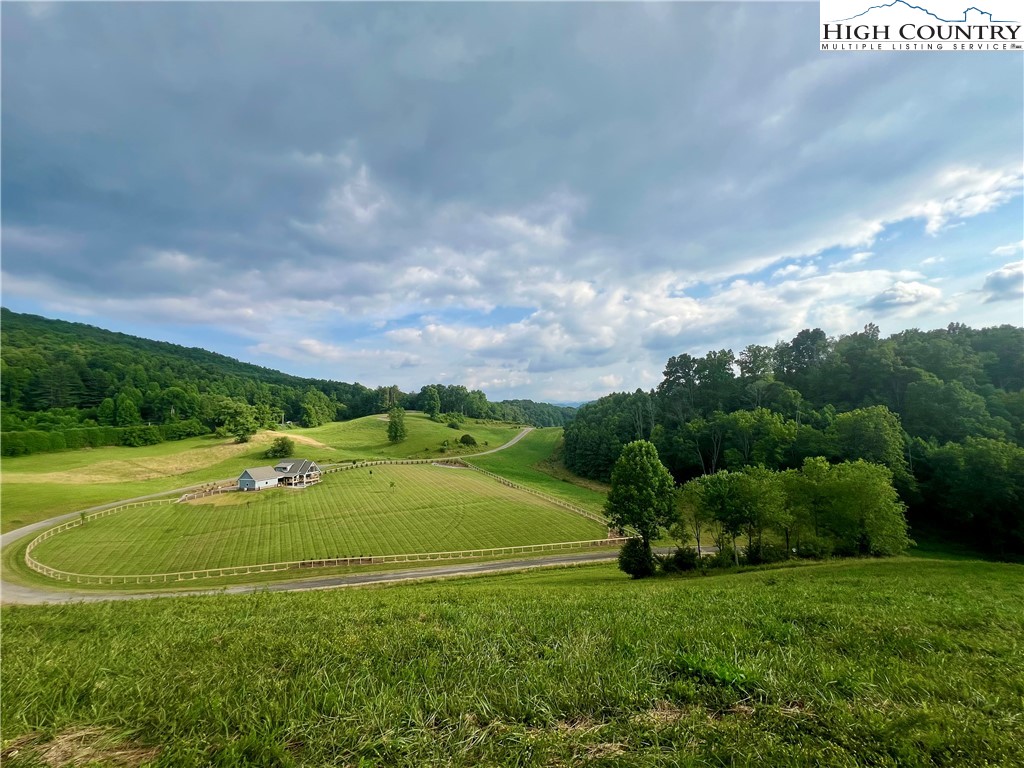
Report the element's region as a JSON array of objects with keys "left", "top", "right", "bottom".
[
  {"left": 303, "top": 412, "right": 523, "bottom": 460},
  {"left": 29, "top": 465, "right": 607, "bottom": 576},
  {"left": 0, "top": 415, "right": 526, "bottom": 532},
  {"left": 469, "top": 428, "right": 608, "bottom": 513},
  {"left": 2, "top": 556, "right": 1022, "bottom": 766}
]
